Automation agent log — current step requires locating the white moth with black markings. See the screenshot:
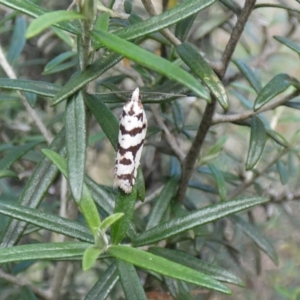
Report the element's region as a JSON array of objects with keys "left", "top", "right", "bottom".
[{"left": 114, "top": 87, "right": 147, "bottom": 193}]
